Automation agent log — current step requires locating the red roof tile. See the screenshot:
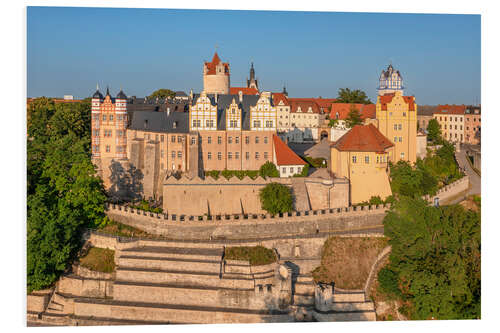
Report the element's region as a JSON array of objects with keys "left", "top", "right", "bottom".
[
  {"left": 229, "top": 87, "right": 259, "bottom": 95},
  {"left": 332, "top": 124, "right": 394, "bottom": 153},
  {"left": 273, "top": 135, "right": 307, "bottom": 166},
  {"left": 204, "top": 52, "right": 230, "bottom": 75},
  {"left": 329, "top": 103, "right": 376, "bottom": 120},
  {"left": 435, "top": 104, "right": 466, "bottom": 115},
  {"left": 378, "top": 93, "right": 415, "bottom": 111},
  {"left": 272, "top": 93, "right": 289, "bottom": 106},
  {"left": 288, "top": 99, "right": 321, "bottom": 114}
]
